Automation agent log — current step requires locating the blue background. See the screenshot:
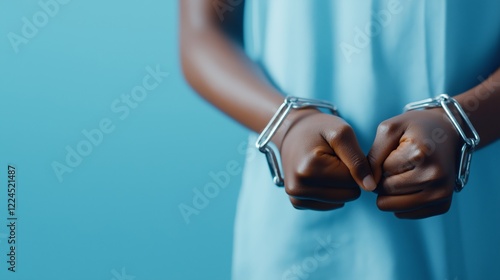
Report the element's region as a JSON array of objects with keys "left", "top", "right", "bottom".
[{"left": 0, "top": 0, "right": 246, "bottom": 279}]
